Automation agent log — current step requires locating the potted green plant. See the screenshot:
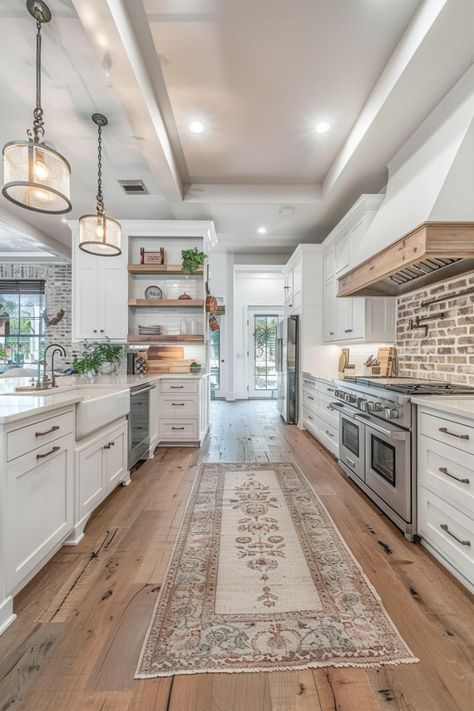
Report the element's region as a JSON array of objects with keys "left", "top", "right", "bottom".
[
  {"left": 181, "top": 247, "right": 207, "bottom": 274},
  {"left": 190, "top": 360, "right": 202, "bottom": 374},
  {"left": 73, "top": 340, "right": 123, "bottom": 376}
]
